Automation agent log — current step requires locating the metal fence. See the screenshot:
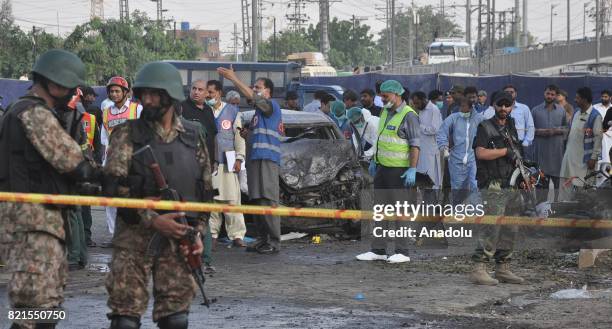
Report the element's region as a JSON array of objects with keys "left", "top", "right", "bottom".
[{"left": 387, "top": 36, "right": 612, "bottom": 75}]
